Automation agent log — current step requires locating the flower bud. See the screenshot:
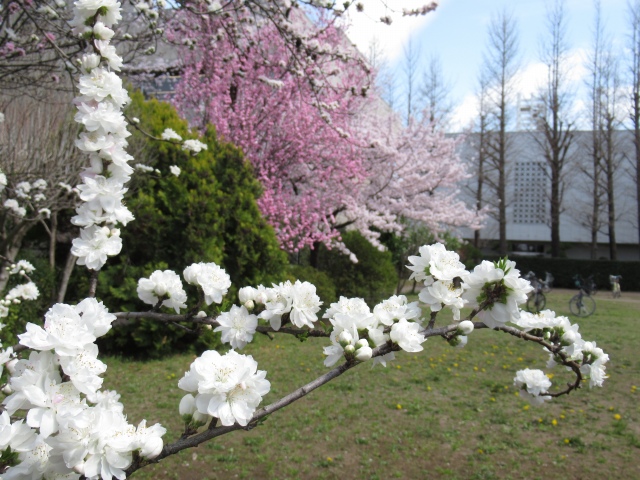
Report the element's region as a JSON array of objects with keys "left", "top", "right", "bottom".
[
  {"left": 355, "top": 339, "right": 369, "bottom": 350},
  {"left": 244, "top": 299, "right": 255, "bottom": 311},
  {"left": 6, "top": 358, "right": 17, "bottom": 375},
  {"left": 337, "top": 331, "right": 353, "bottom": 347},
  {"left": 355, "top": 346, "right": 373, "bottom": 362},
  {"left": 238, "top": 286, "right": 255, "bottom": 304},
  {"left": 562, "top": 330, "right": 578, "bottom": 344},
  {"left": 455, "top": 335, "right": 468, "bottom": 348},
  {"left": 2, "top": 384, "right": 13, "bottom": 395},
  {"left": 80, "top": 53, "right": 100, "bottom": 73},
  {"left": 140, "top": 436, "right": 163, "bottom": 459},
  {"left": 344, "top": 344, "right": 356, "bottom": 355},
  {"left": 93, "top": 21, "right": 114, "bottom": 40},
  {"left": 179, "top": 394, "right": 196, "bottom": 416},
  {"left": 193, "top": 410, "right": 210, "bottom": 424},
  {"left": 458, "top": 320, "right": 474, "bottom": 335}
]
